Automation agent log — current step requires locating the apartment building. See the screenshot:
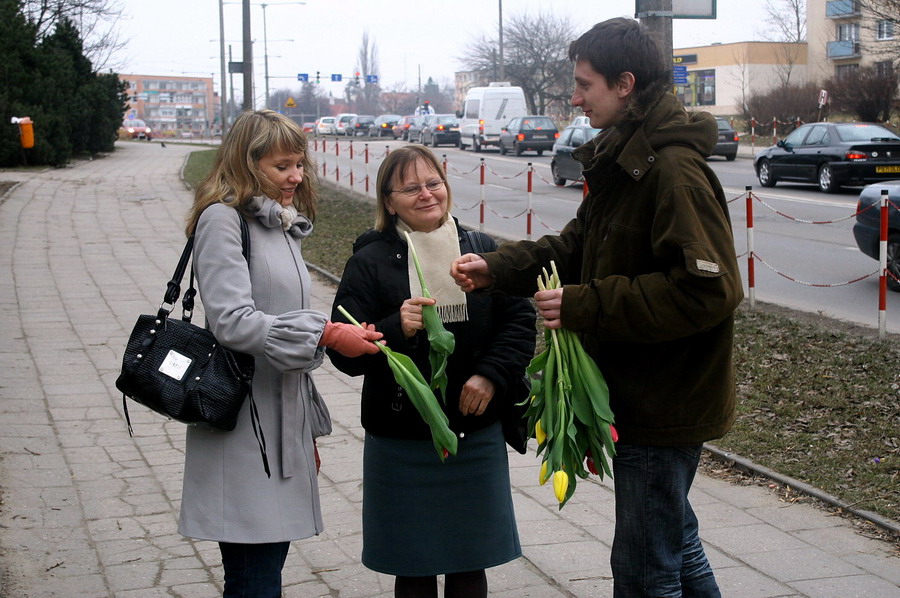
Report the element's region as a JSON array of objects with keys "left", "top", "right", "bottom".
[
  {"left": 807, "top": 0, "right": 897, "bottom": 81},
  {"left": 118, "top": 74, "right": 218, "bottom": 138}
]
